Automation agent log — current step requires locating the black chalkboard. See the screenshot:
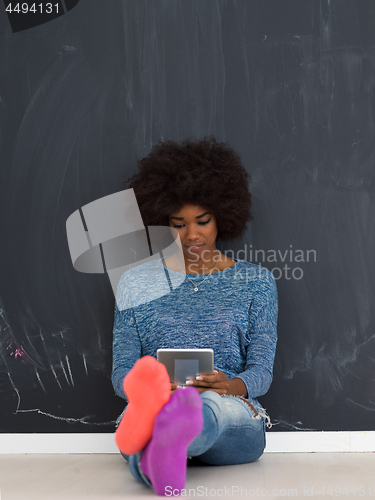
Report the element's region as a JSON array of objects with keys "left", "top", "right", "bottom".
[{"left": 1, "top": 0, "right": 374, "bottom": 433}]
